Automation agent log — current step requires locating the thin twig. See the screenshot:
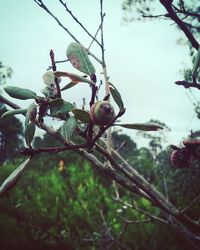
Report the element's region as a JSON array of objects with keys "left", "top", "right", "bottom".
[
  {"left": 88, "top": 17, "right": 105, "bottom": 50},
  {"left": 50, "top": 49, "right": 61, "bottom": 98},
  {"left": 33, "top": 0, "right": 102, "bottom": 64},
  {"left": 59, "top": 0, "right": 102, "bottom": 47},
  {"left": 179, "top": 195, "right": 200, "bottom": 215}
]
